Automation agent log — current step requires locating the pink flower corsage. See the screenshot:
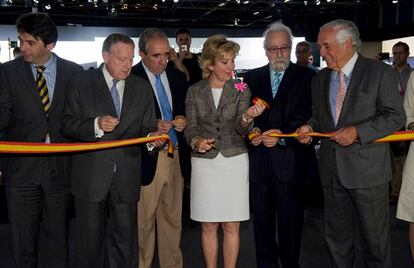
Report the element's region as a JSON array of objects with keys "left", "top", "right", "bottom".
[{"left": 234, "top": 81, "right": 247, "bottom": 92}]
